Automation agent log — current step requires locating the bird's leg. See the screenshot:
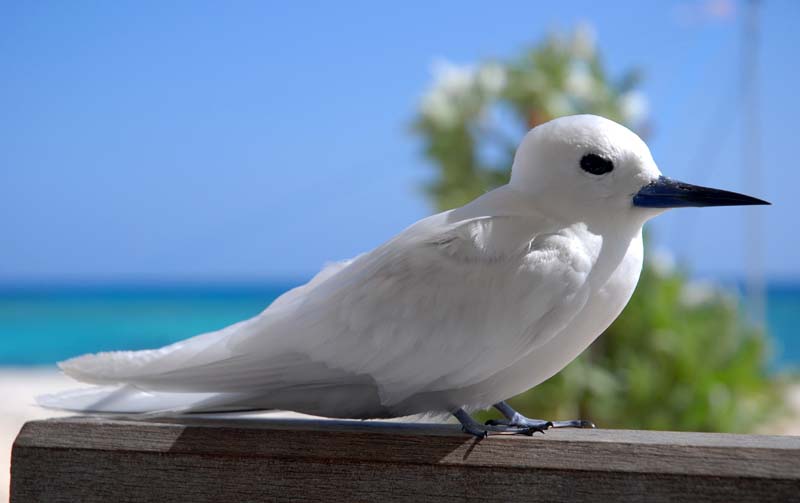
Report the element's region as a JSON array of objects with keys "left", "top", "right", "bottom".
[
  {"left": 485, "top": 401, "right": 595, "bottom": 429},
  {"left": 452, "top": 408, "right": 548, "bottom": 439}
]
